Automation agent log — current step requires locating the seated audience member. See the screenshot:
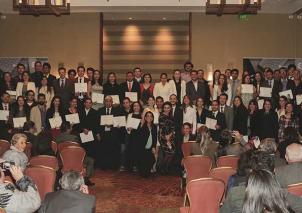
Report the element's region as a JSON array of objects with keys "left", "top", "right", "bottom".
[
  {"left": 220, "top": 151, "right": 302, "bottom": 213},
  {"left": 39, "top": 171, "right": 96, "bottom": 213},
  {"left": 242, "top": 169, "right": 295, "bottom": 213},
  {"left": 217, "top": 130, "right": 246, "bottom": 157},
  {"left": 259, "top": 138, "right": 286, "bottom": 167},
  {"left": 22, "top": 121, "right": 37, "bottom": 144},
  {"left": 3, "top": 133, "right": 28, "bottom": 171},
  {"left": 278, "top": 126, "right": 301, "bottom": 159},
  {"left": 55, "top": 122, "right": 80, "bottom": 144},
  {"left": 194, "top": 126, "right": 218, "bottom": 161},
  {"left": 0, "top": 163, "right": 41, "bottom": 213},
  {"left": 32, "top": 131, "right": 55, "bottom": 156},
  {"left": 30, "top": 93, "right": 47, "bottom": 134},
  {"left": 181, "top": 122, "right": 195, "bottom": 143},
  {"left": 275, "top": 143, "right": 302, "bottom": 188}
]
